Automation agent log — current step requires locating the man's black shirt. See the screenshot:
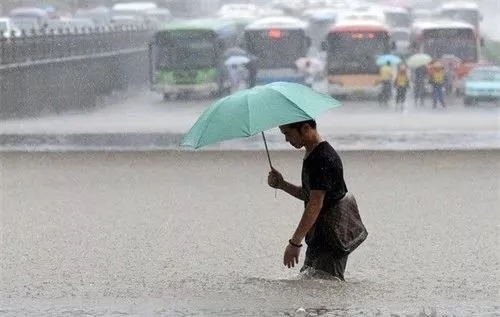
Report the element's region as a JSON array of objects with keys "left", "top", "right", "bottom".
[
  {"left": 301, "top": 141, "right": 348, "bottom": 249},
  {"left": 301, "top": 141, "right": 347, "bottom": 207}
]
